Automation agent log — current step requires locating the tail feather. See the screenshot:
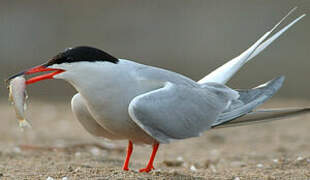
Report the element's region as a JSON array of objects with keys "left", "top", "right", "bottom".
[
  {"left": 212, "top": 107, "right": 310, "bottom": 129},
  {"left": 247, "top": 14, "right": 306, "bottom": 60},
  {"left": 211, "top": 76, "right": 285, "bottom": 127},
  {"left": 198, "top": 8, "right": 305, "bottom": 84}
]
